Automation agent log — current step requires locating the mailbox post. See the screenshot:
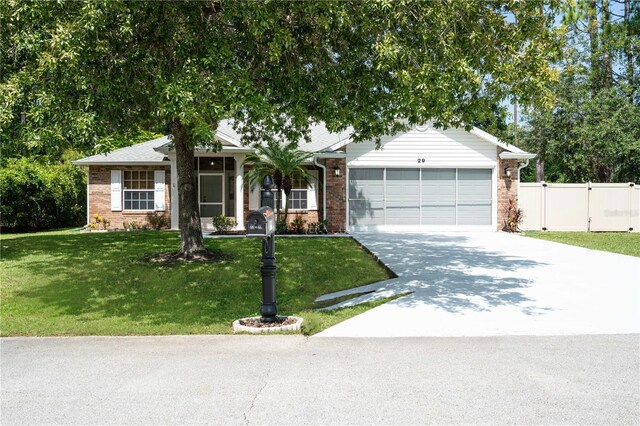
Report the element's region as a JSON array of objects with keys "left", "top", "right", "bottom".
[{"left": 246, "top": 205, "right": 278, "bottom": 323}]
